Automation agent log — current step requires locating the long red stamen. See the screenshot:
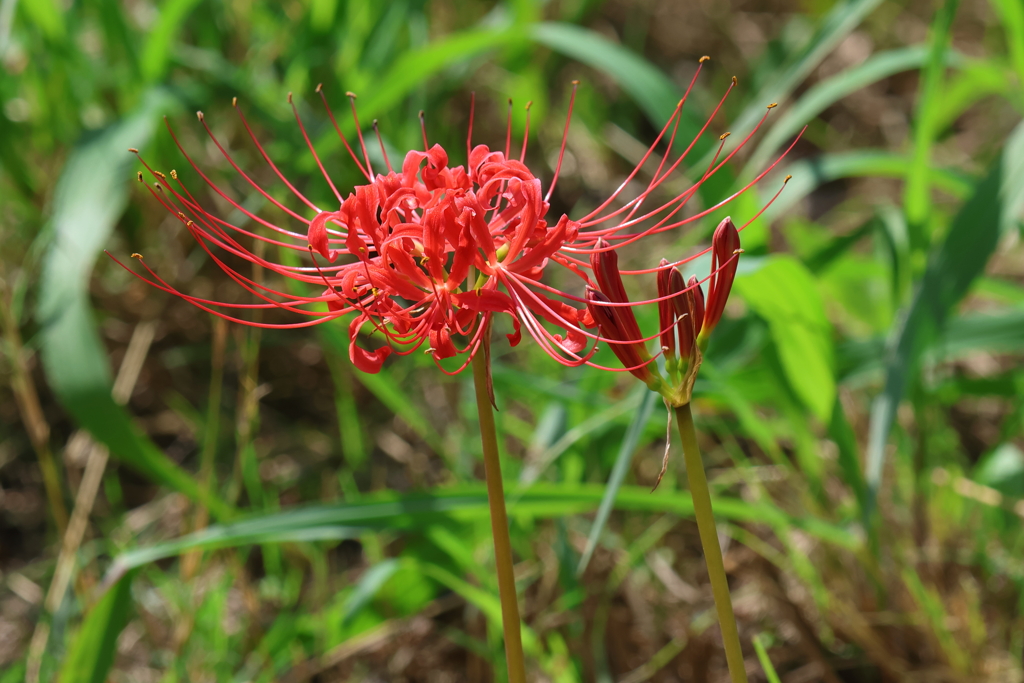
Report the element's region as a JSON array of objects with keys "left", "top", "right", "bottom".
[
  {"left": 504, "top": 98, "right": 513, "bottom": 158},
  {"left": 545, "top": 80, "right": 578, "bottom": 203},
  {"left": 519, "top": 101, "right": 532, "bottom": 163},
  {"left": 289, "top": 92, "right": 343, "bottom": 203},
  {"left": 372, "top": 120, "right": 394, "bottom": 174},
  {"left": 347, "top": 92, "right": 374, "bottom": 179},
  {"left": 317, "top": 84, "right": 370, "bottom": 181},
  {"left": 467, "top": 91, "right": 475, "bottom": 161}
]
